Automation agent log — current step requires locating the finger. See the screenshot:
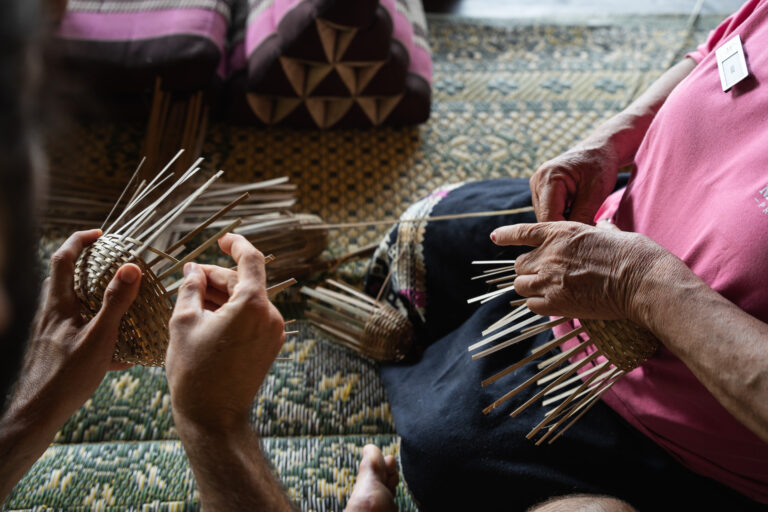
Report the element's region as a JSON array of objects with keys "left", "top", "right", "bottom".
[
  {"left": 173, "top": 263, "right": 207, "bottom": 320},
  {"left": 89, "top": 263, "right": 142, "bottom": 343},
  {"left": 49, "top": 229, "right": 102, "bottom": 305},
  {"left": 568, "top": 191, "right": 599, "bottom": 225},
  {"left": 204, "top": 286, "right": 229, "bottom": 307},
  {"left": 204, "top": 300, "right": 220, "bottom": 312},
  {"left": 199, "top": 264, "right": 238, "bottom": 295},
  {"left": 525, "top": 297, "right": 552, "bottom": 316},
  {"left": 217, "top": 234, "right": 266, "bottom": 301},
  {"left": 534, "top": 180, "right": 568, "bottom": 222},
  {"left": 512, "top": 274, "right": 545, "bottom": 297},
  {"left": 491, "top": 223, "right": 551, "bottom": 247}
]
